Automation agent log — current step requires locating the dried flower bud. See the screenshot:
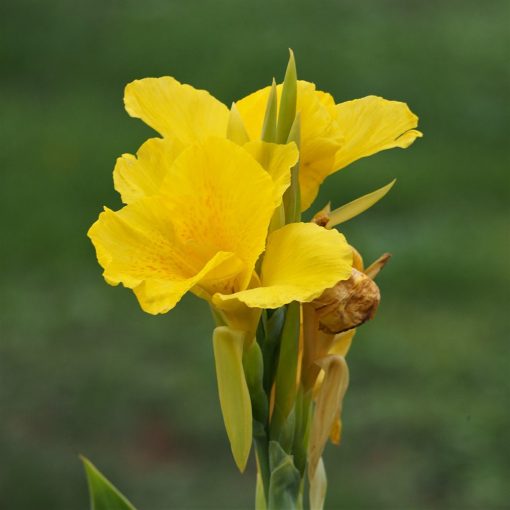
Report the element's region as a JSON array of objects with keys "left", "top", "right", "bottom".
[
  {"left": 312, "top": 212, "right": 330, "bottom": 228},
  {"left": 312, "top": 269, "right": 381, "bottom": 334}
]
